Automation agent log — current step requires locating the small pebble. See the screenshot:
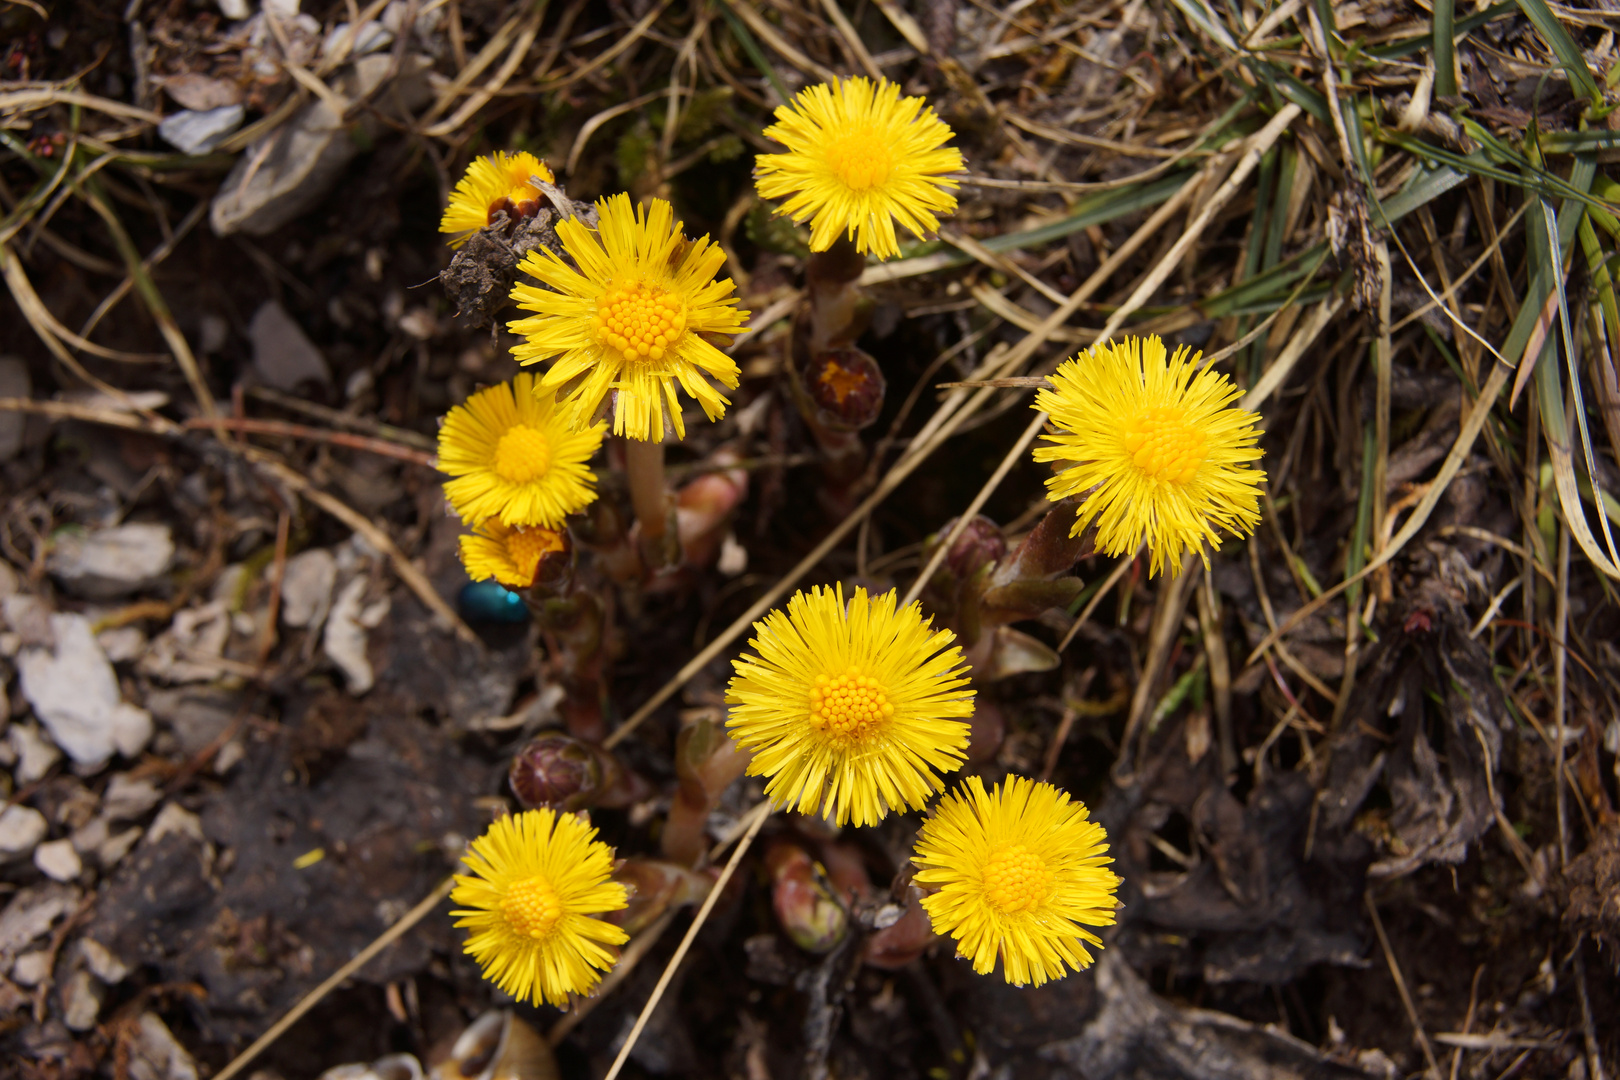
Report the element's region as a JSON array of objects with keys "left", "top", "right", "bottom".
[
  {"left": 33, "top": 839, "right": 81, "bottom": 883},
  {"left": 61, "top": 969, "right": 102, "bottom": 1031},
  {"left": 0, "top": 805, "right": 48, "bottom": 859},
  {"left": 11, "top": 950, "right": 51, "bottom": 987},
  {"left": 77, "top": 938, "right": 129, "bottom": 984}
]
